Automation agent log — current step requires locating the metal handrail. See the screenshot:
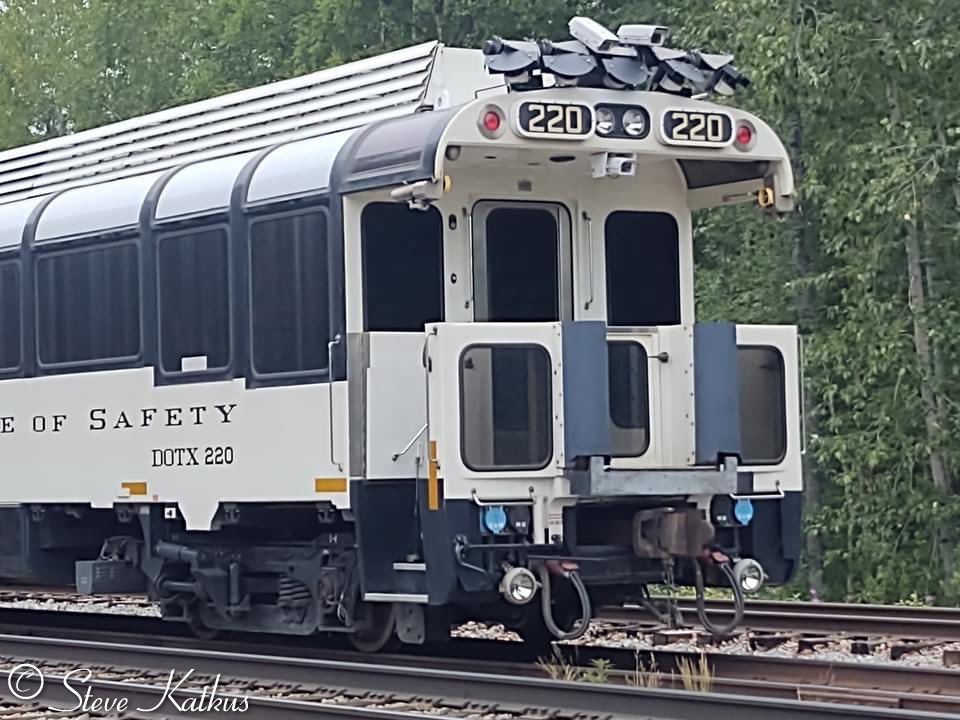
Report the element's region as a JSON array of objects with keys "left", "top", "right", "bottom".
[
  {"left": 392, "top": 423, "right": 427, "bottom": 462},
  {"left": 327, "top": 334, "right": 343, "bottom": 472},
  {"left": 464, "top": 207, "right": 475, "bottom": 310},
  {"left": 582, "top": 211, "right": 594, "bottom": 310},
  {"left": 470, "top": 488, "right": 536, "bottom": 506}
]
